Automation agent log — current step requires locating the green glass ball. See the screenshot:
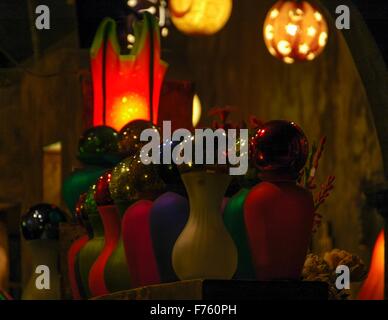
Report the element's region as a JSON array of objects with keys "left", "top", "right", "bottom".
[
  {"left": 78, "top": 126, "right": 121, "bottom": 165},
  {"left": 109, "top": 155, "right": 166, "bottom": 203}
]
